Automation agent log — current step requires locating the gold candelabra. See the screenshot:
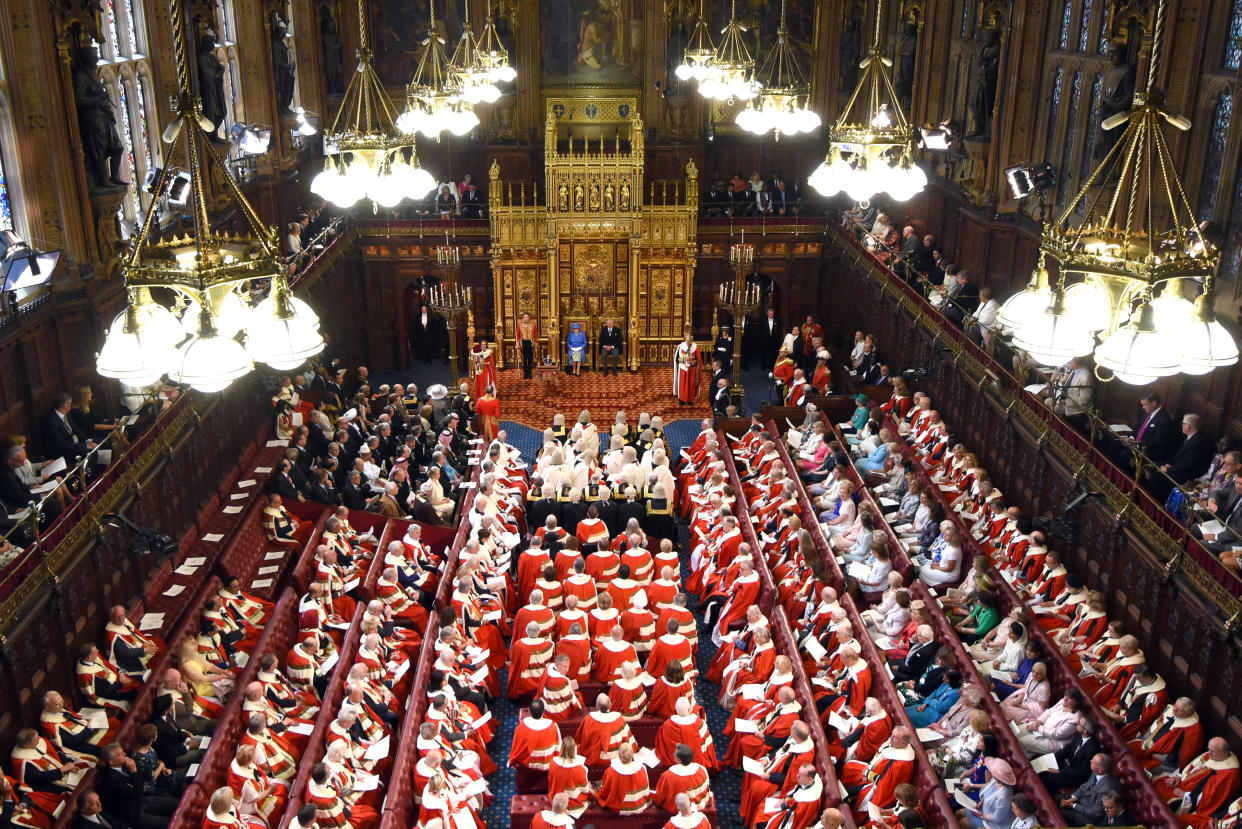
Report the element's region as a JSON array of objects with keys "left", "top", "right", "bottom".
[
  {"left": 717, "top": 242, "right": 762, "bottom": 408},
  {"left": 427, "top": 239, "right": 473, "bottom": 385}
]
